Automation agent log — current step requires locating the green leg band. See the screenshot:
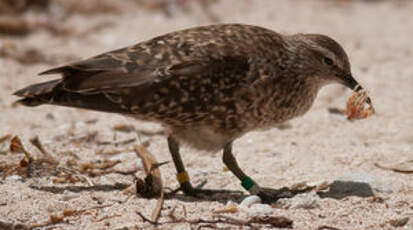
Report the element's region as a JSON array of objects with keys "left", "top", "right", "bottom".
[
  {"left": 241, "top": 177, "right": 261, "bottom": 194},
  {"left": 241, "top": 177, "right": 255, "bottom": 190}
]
